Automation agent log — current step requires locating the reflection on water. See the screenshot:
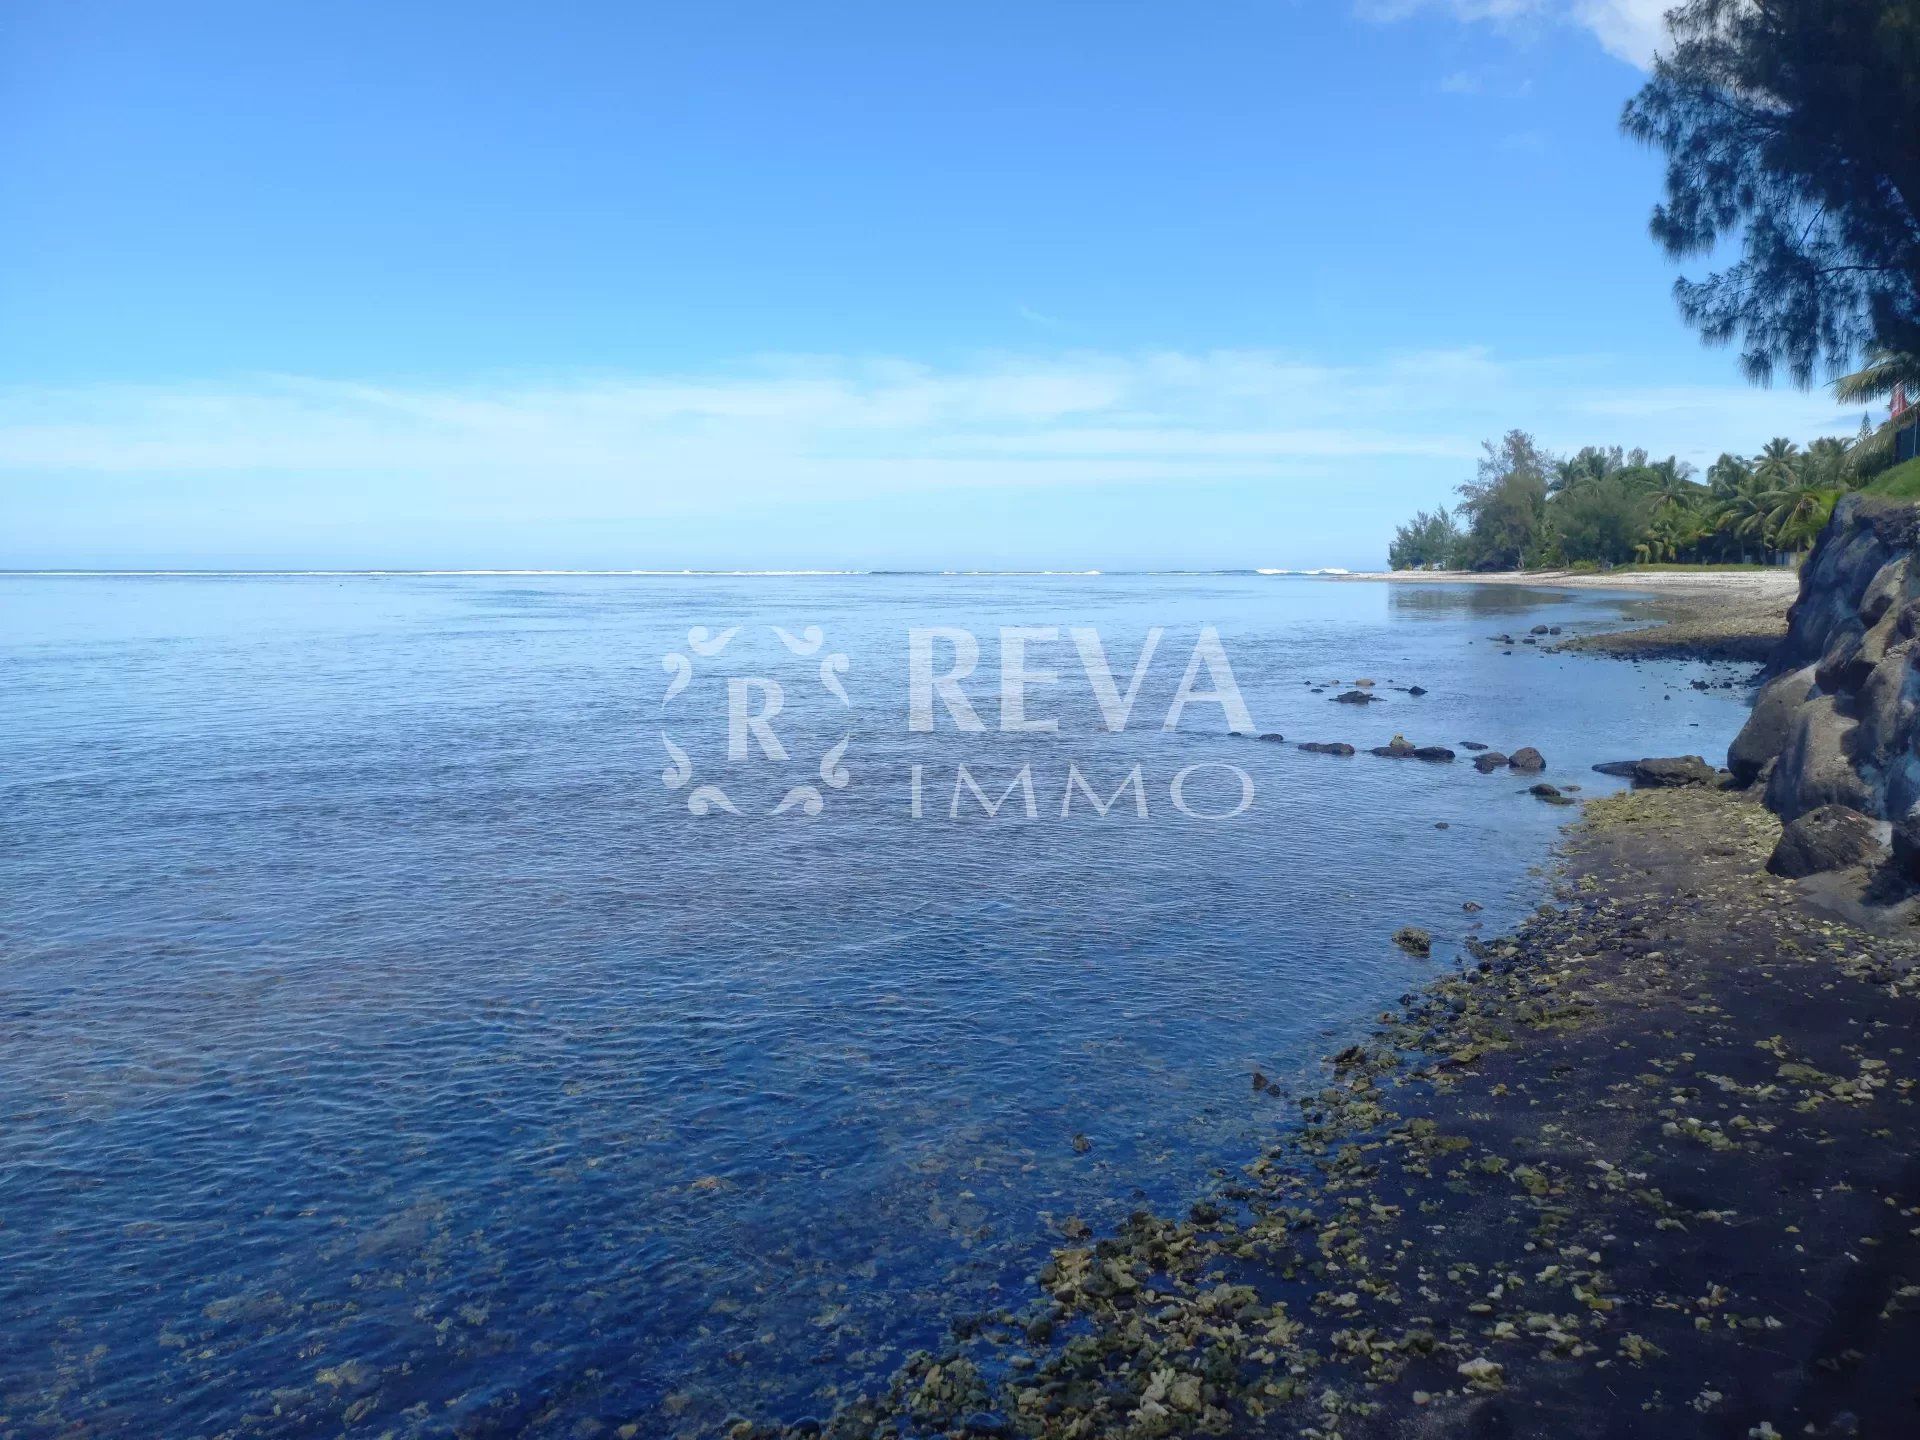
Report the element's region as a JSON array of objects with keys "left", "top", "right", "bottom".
[
  {"left": 1384, "top": 581, "right": 1647, "bottom": 621},
  {"left": 0, "top": 575, "right": 1747, "bottom": 1437}
]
